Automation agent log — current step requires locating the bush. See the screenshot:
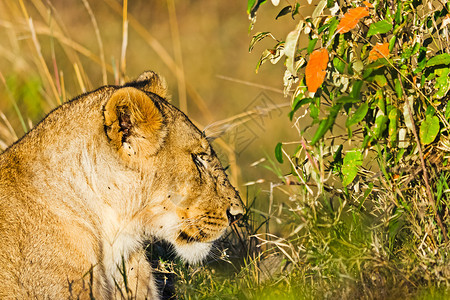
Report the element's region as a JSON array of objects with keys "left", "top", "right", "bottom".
[{"left": 242, "top": 0, "right": 450, "bottom": 297}]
